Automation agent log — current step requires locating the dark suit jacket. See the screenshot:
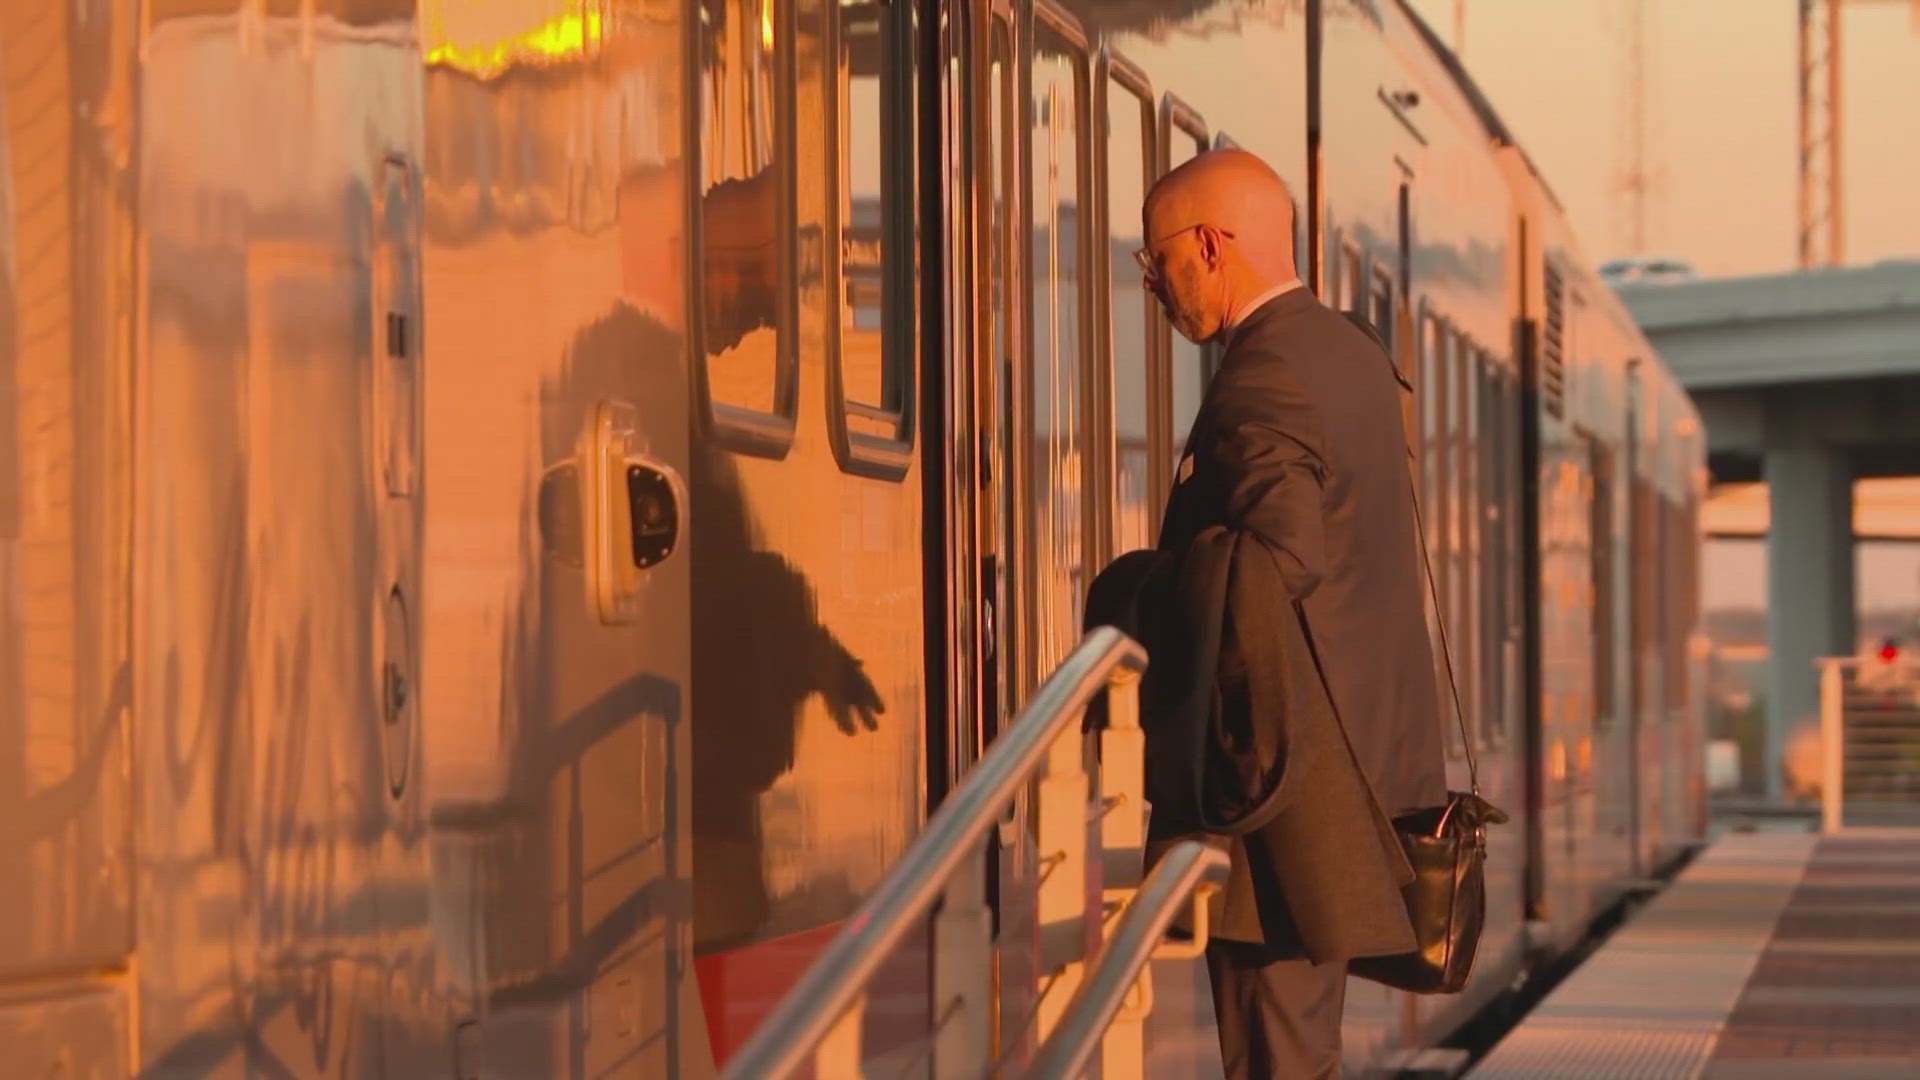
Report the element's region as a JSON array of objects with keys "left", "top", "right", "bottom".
[
  {"left": 1150, "top": 286, "right": 1447, "bottom": 953},
  {"left": 1086, "top": 530, "right": 1417, "bottom": 962},
  {"left": 1161, "top": 287, "right": 1447, "bottom": 817}
]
